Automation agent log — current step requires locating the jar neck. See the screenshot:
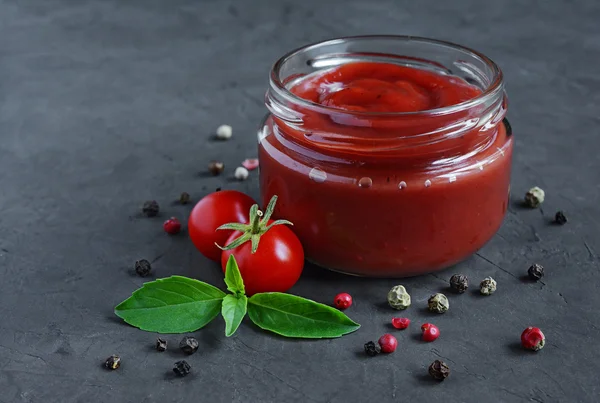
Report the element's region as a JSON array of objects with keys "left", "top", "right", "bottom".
[{"left": 264, "top": 36, "right": 506, "bottom": 165}]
